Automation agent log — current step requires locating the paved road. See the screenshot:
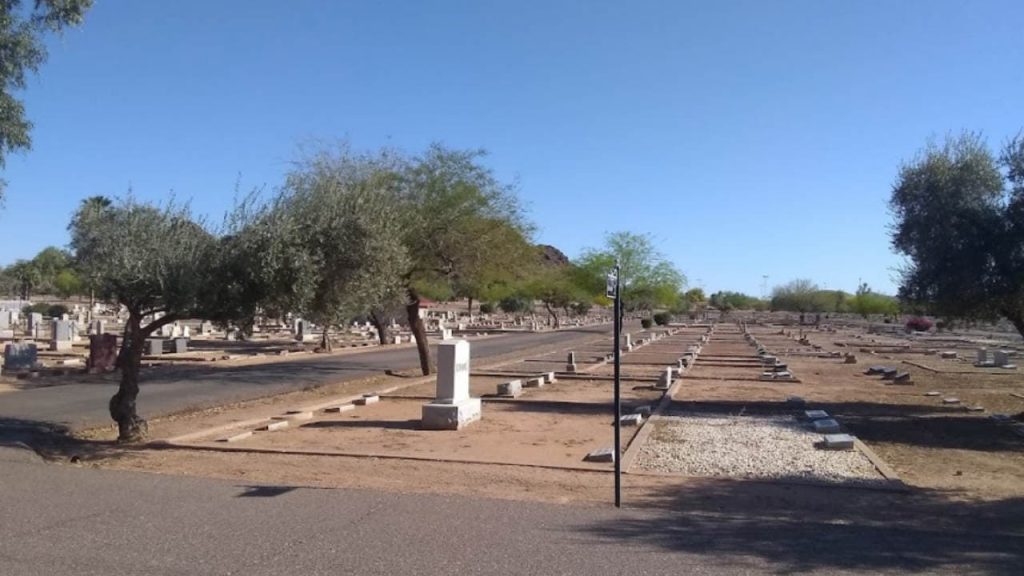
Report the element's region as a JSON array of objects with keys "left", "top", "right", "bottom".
[
  {"left": 0, "top": 324, "right": 618, "bottom": 432},
  {"left": 0, "top": 456, "right": 1018, "bottom": 576}
]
